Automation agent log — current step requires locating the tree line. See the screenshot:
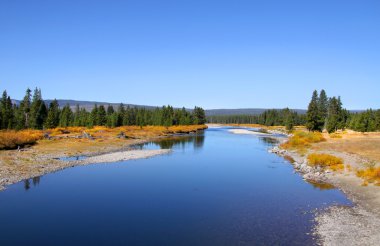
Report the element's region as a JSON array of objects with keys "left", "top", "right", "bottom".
[
  {"left": 207, "top": 108, "right": 306, "bottom": 130},
  {"left": 207, "top": 89, "right": 380, "bottom": 133},
  {"left": 0, "top": 88, "right": 206, "bottom": 130},
  {"left": 305, "top": 89, "right": 380, "bottom": 133}
]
